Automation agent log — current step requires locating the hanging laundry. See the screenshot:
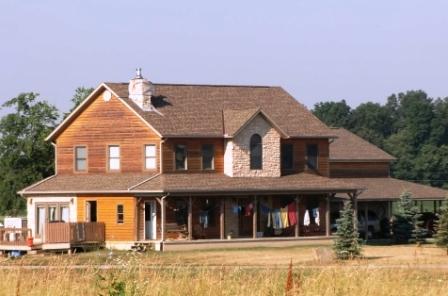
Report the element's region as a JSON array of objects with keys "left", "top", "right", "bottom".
[
  {"left": 233, "top": 205, "right": 239, "bottom": 214},
  {"left": 304, "top": 210, "right": 310, "bottom": 226},
  {"left": 267, "top": 211, "right": 272, "bottom": 228},
  {"left": 280, "top": 206, "right": 289, "bottom": 228},
  {"left": 314, "top": 208, "right": 320, "bottom": 226},
  {"left": 288, "top": 202, "right": 297, "bottom": 226},
  {"left": 260, "top": 204, "right": 270, "bottom": 215},
  {"left": 199, "top": 211, "right": 209, "bottom": 228},
  {"left": 245, "top": 203, "right": 253, "bottom": 216},
  {"left": 272, "top": 210, "right": 283, "bottom": 229}
]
